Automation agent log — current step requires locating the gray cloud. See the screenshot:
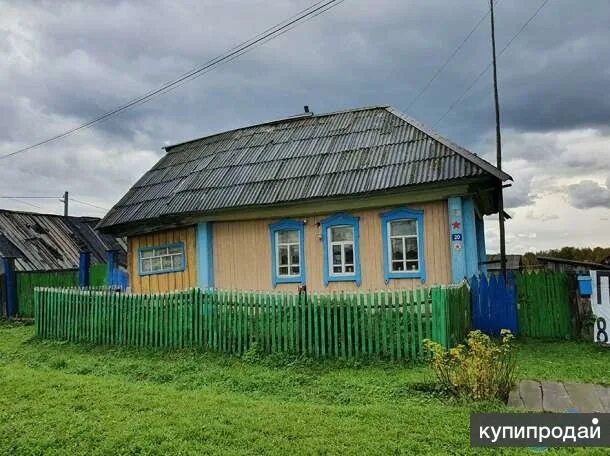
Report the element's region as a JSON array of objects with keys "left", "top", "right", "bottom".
[
  {"left": 567, "top": 179, "right": 610, "bottom": 209},
  {"left": 0, "top": 0, "right": 610, "bottom": 252}
]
